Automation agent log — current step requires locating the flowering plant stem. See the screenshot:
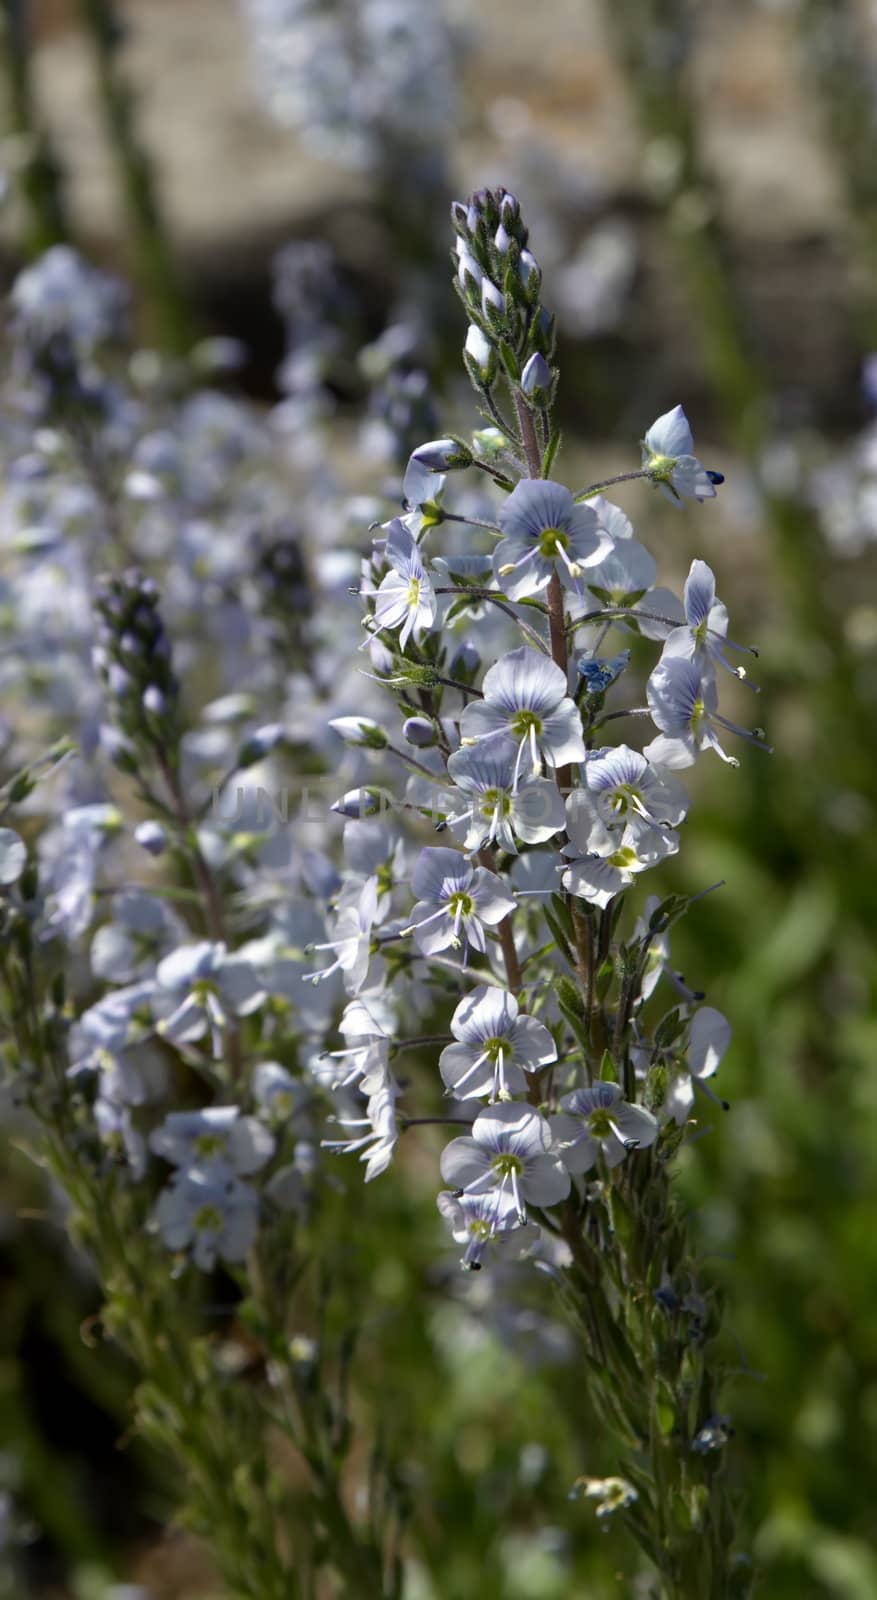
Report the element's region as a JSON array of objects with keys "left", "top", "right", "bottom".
[
  {"left": 354, "top": 185, "right": 757, "bottom": 1595},
  {"left": 513, "top": 380, "right": 746, "bottom": 1595}
]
